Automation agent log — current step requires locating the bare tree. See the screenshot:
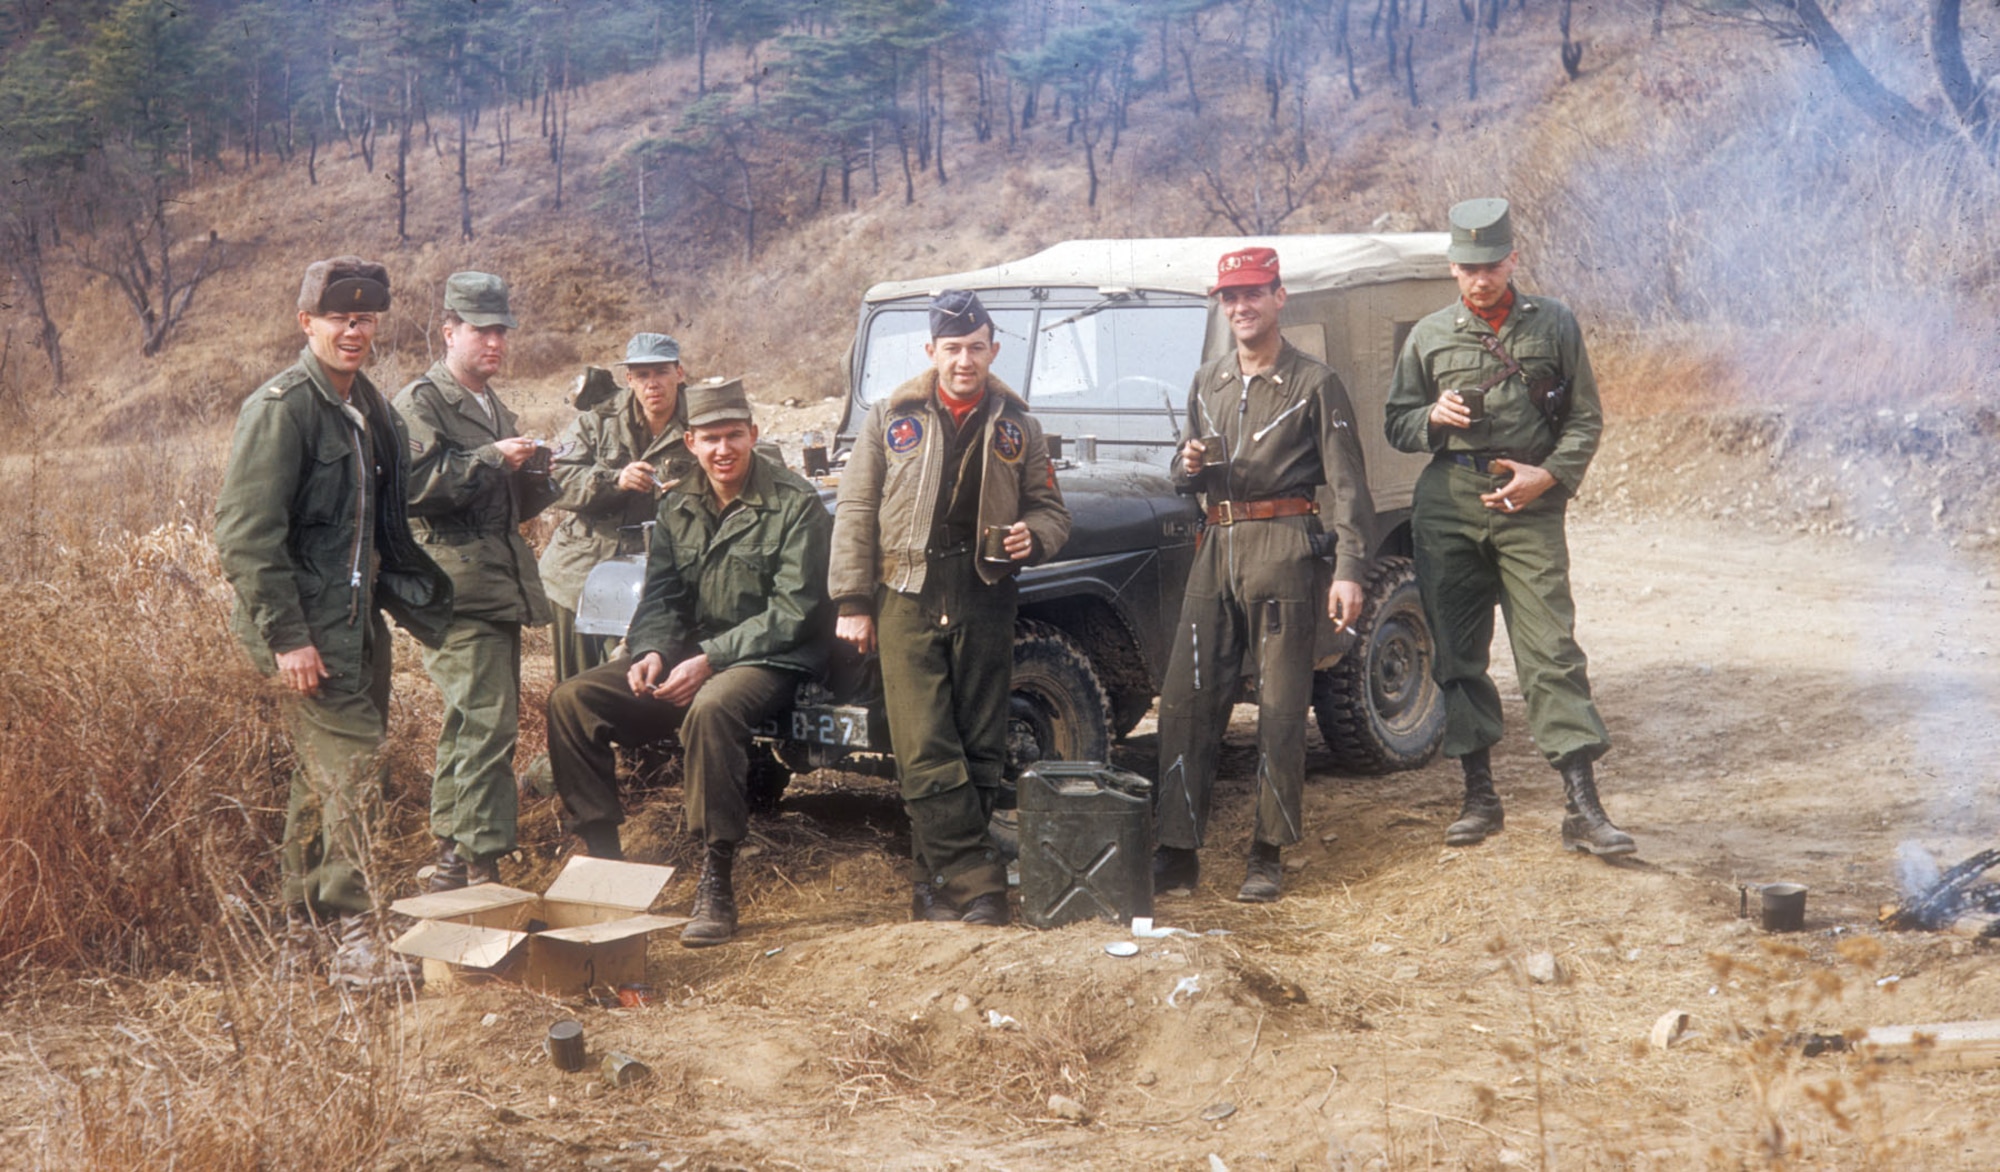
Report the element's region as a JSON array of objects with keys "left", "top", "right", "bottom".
[
  {"left": 72, "top": 172, "right": 225, "bottom": 358},
  {"left": 1688, "top": 1, "right": 1957, "bottom": 151}
]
